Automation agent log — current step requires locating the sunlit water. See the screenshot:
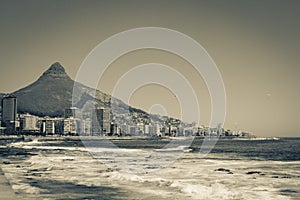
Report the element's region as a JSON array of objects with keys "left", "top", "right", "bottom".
[{"left": 0, "top": 137, "right": 299, "bottom": 199}]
